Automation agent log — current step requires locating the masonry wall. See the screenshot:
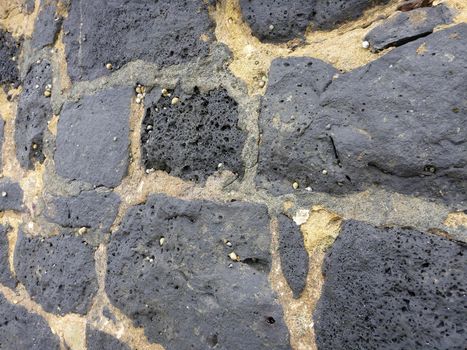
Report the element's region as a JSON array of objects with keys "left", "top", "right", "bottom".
[{"left": 0, "top": 0, "right": 466, "bottom": 349}]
